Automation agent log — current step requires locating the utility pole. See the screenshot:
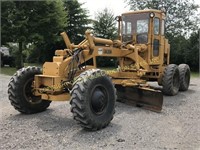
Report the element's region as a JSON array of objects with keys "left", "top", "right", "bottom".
[
  {"left": 199, "top": 29, "right": 200, "bottom": 77},
  {"left": 0, "top": 1, "right": 1, "bottom": 75}
]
